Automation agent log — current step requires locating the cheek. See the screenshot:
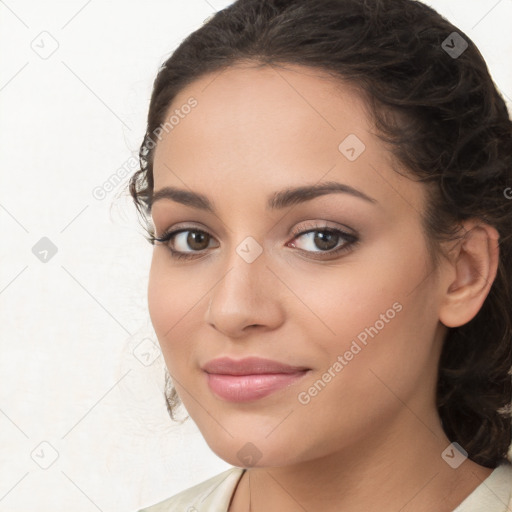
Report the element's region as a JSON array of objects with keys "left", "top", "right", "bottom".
[
  {"left": 147, "top": 254, "right": 208, "bottom": 369},
  {"left": 291, "top": 233, "right": 439, "bottom": 397},
  {"left": 289, "top": 235, "right": 431, "bottom": 341},
  {"left": 284, "top": 283, "right": 439, "bottom": 458}
]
